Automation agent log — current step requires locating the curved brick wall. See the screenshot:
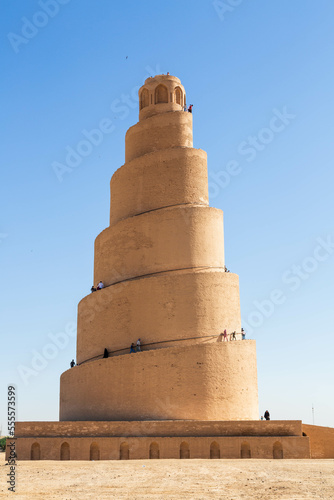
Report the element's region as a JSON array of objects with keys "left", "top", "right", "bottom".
[
  {"left": 94, "top": 206, "right": 224, "bottom": 286},
  {"left": 125, "top": 111, "right": 193, "bottom": 162},
  {"left": 76, "top": 270, "right": 241, "bottom": 364},
  {"left": 60, "top": 342, "right": 258, "bottom": 421},
  {"left": 110, "top": 148, "right": 208, "bottom": 225}
]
